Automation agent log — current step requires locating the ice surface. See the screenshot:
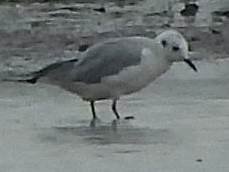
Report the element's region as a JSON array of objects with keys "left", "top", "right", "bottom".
[{"left": 0, "top": 60, "right": 229, "bottom": 172}]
